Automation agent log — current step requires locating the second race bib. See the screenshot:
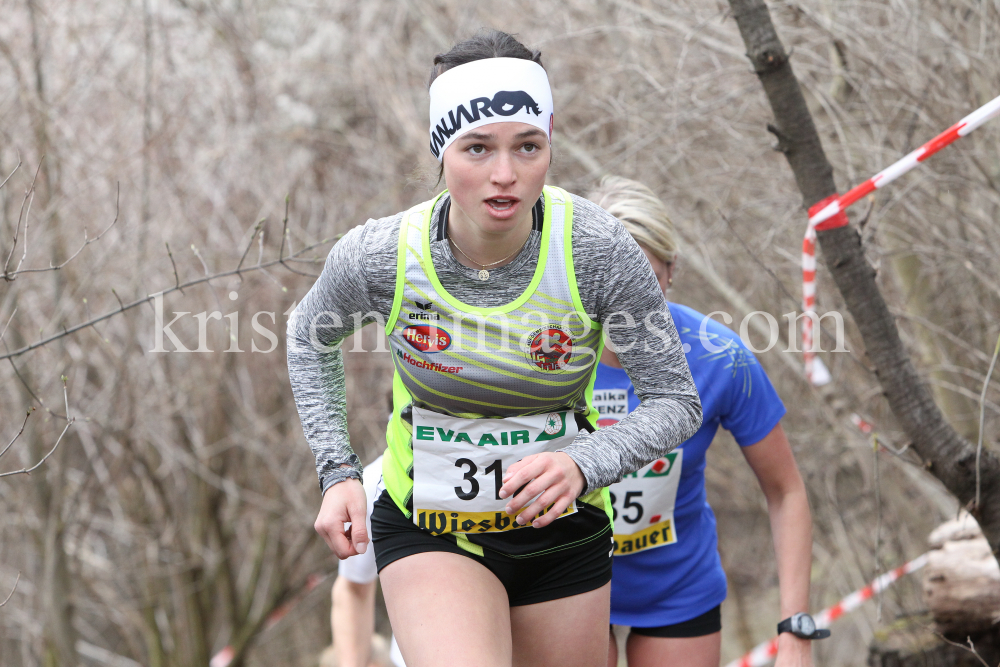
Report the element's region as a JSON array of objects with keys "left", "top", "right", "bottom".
[
  {"left": 411, "top": 407, "right": 579, "bottom": 535},
  {"left": 609, "top": 449, "right": 683, "bottom": 555}
]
